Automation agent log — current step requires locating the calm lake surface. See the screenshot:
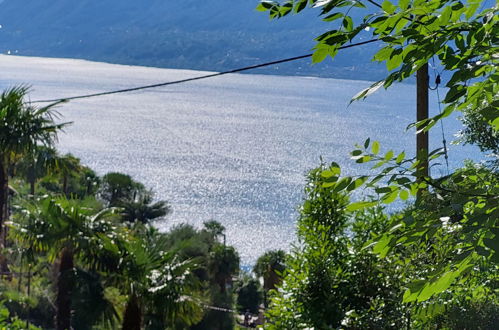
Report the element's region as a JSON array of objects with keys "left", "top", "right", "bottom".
[{"left": 0, "top": 55, "right": 480, "bottom": 265}]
